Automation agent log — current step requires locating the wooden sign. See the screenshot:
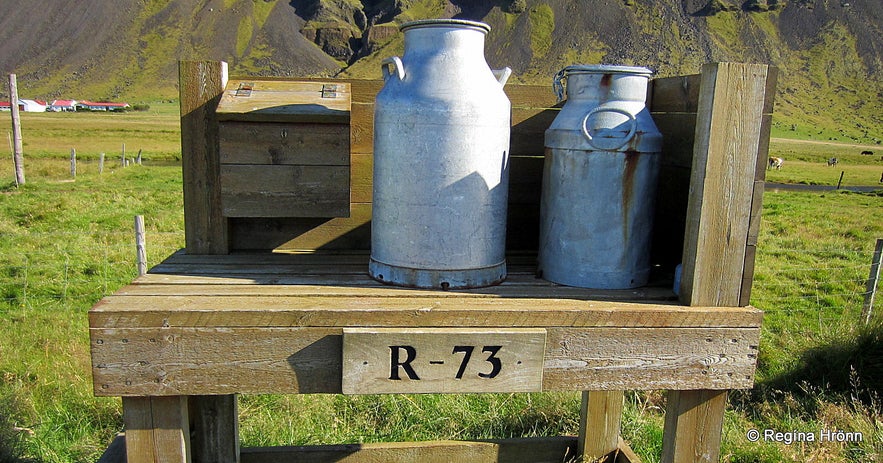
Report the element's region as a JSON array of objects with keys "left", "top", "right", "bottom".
[{"left": 342, "top": 328, "right": 546, "bottom": 394}]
